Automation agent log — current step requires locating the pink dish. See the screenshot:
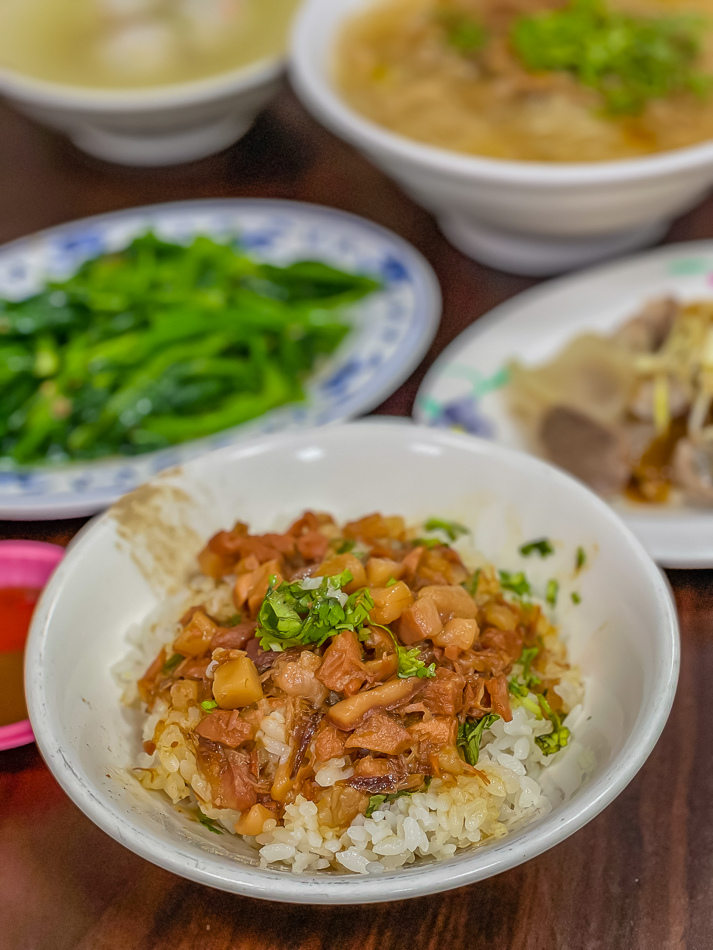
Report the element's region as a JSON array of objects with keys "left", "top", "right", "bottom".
[{"left": 0, "top": 540, "right": 64, "bottom": 752}]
